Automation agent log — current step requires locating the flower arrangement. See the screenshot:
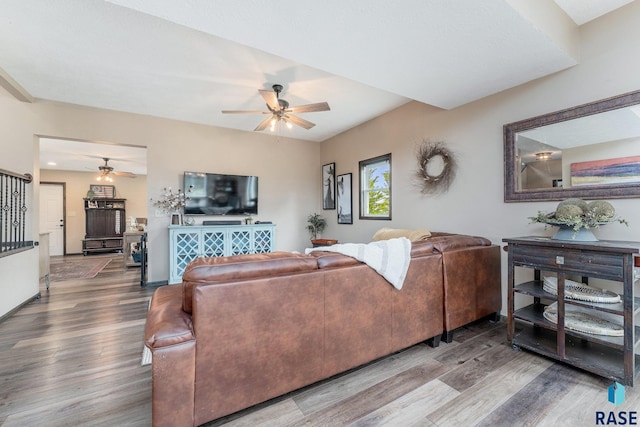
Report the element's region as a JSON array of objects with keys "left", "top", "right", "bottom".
[
  {"left": 151, "top": 186, "right": 192, "bottom": 213},
  {"left": 529, "top": 198, "right": 628, "bottom": 232}
]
